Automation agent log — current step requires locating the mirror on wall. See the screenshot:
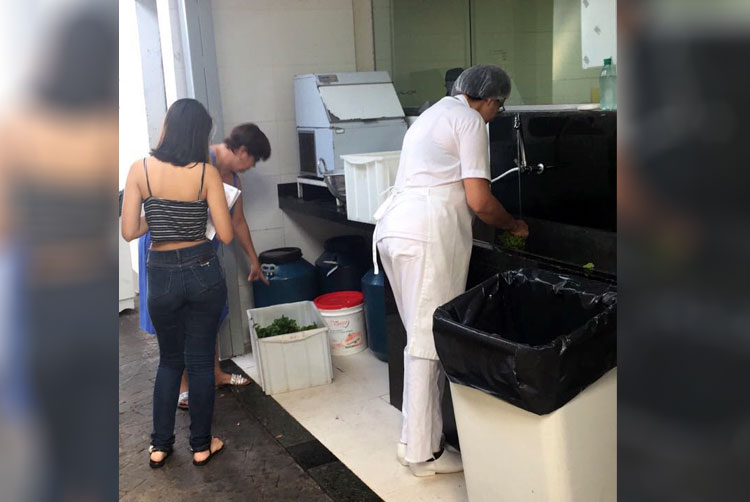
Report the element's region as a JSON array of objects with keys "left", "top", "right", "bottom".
[{"left": 373, "top": 0, "right": 617, "bottom": 111}]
